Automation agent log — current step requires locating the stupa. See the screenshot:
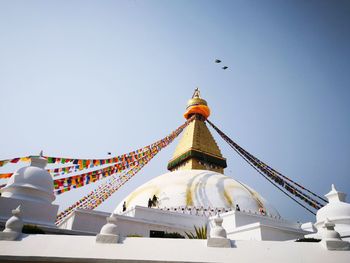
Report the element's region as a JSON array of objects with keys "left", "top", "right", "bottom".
[
  {"left": 0, "top": 152, "right": 58, "bottom": 227},
  {"left": 114, "top": 88, "right": 279, "bottom": 217},
  {"left": 1, "top": 89, "right": 349, "bottom": 262}
]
